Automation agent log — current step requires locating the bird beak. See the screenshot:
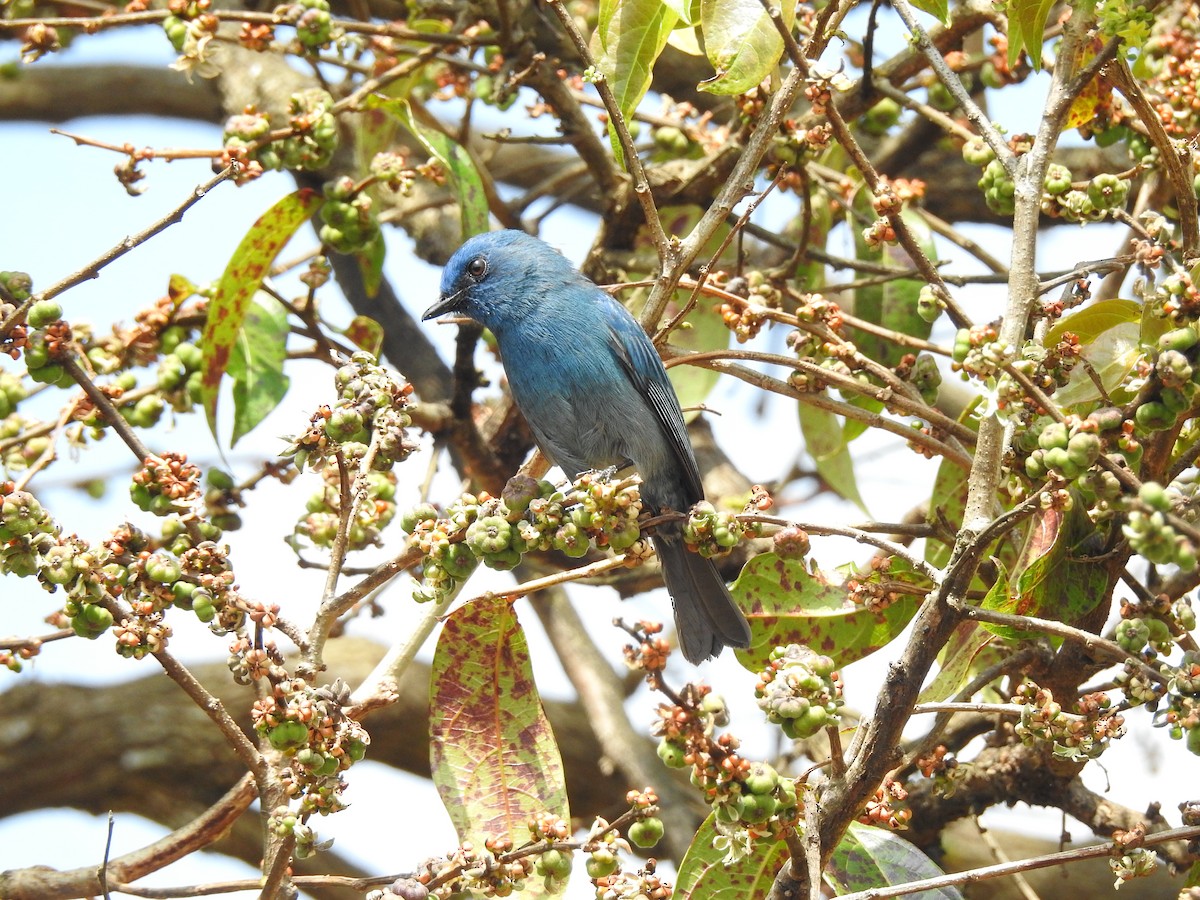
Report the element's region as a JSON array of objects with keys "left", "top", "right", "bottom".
[{"left": 421, "top": 289, "right": 464, "bottom": 321}]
